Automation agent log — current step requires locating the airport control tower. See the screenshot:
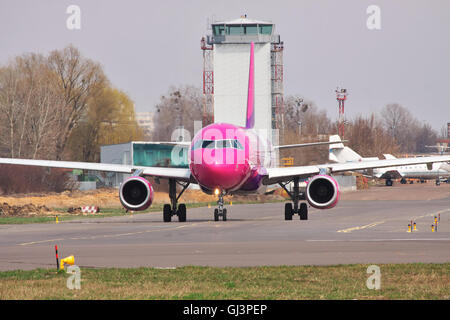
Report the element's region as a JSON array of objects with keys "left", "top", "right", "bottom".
[{"left": 201, "top": 16, "right": 284, "bottom": 146}]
